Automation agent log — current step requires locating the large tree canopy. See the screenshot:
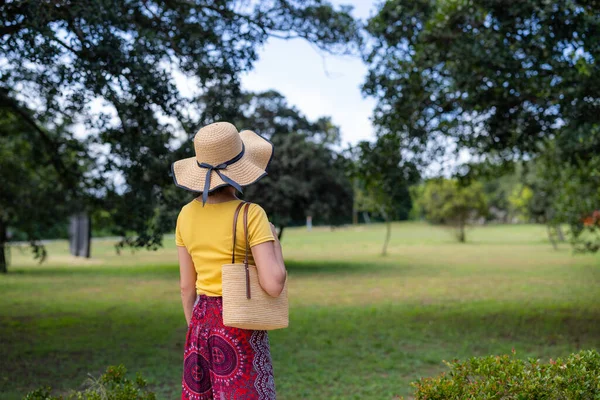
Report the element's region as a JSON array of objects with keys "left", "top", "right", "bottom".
[
  {"left": 0, "top": 109, "right": 89, "bottom": 271},
  {"left": 363, "top": 0, "right": 599, "bottom": 251},
  {"left": 0, "top": 0, "right": 359, "bottom": 266},
  {"left": 364, "top": 0, "right": 599, "bottom": 160}
]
